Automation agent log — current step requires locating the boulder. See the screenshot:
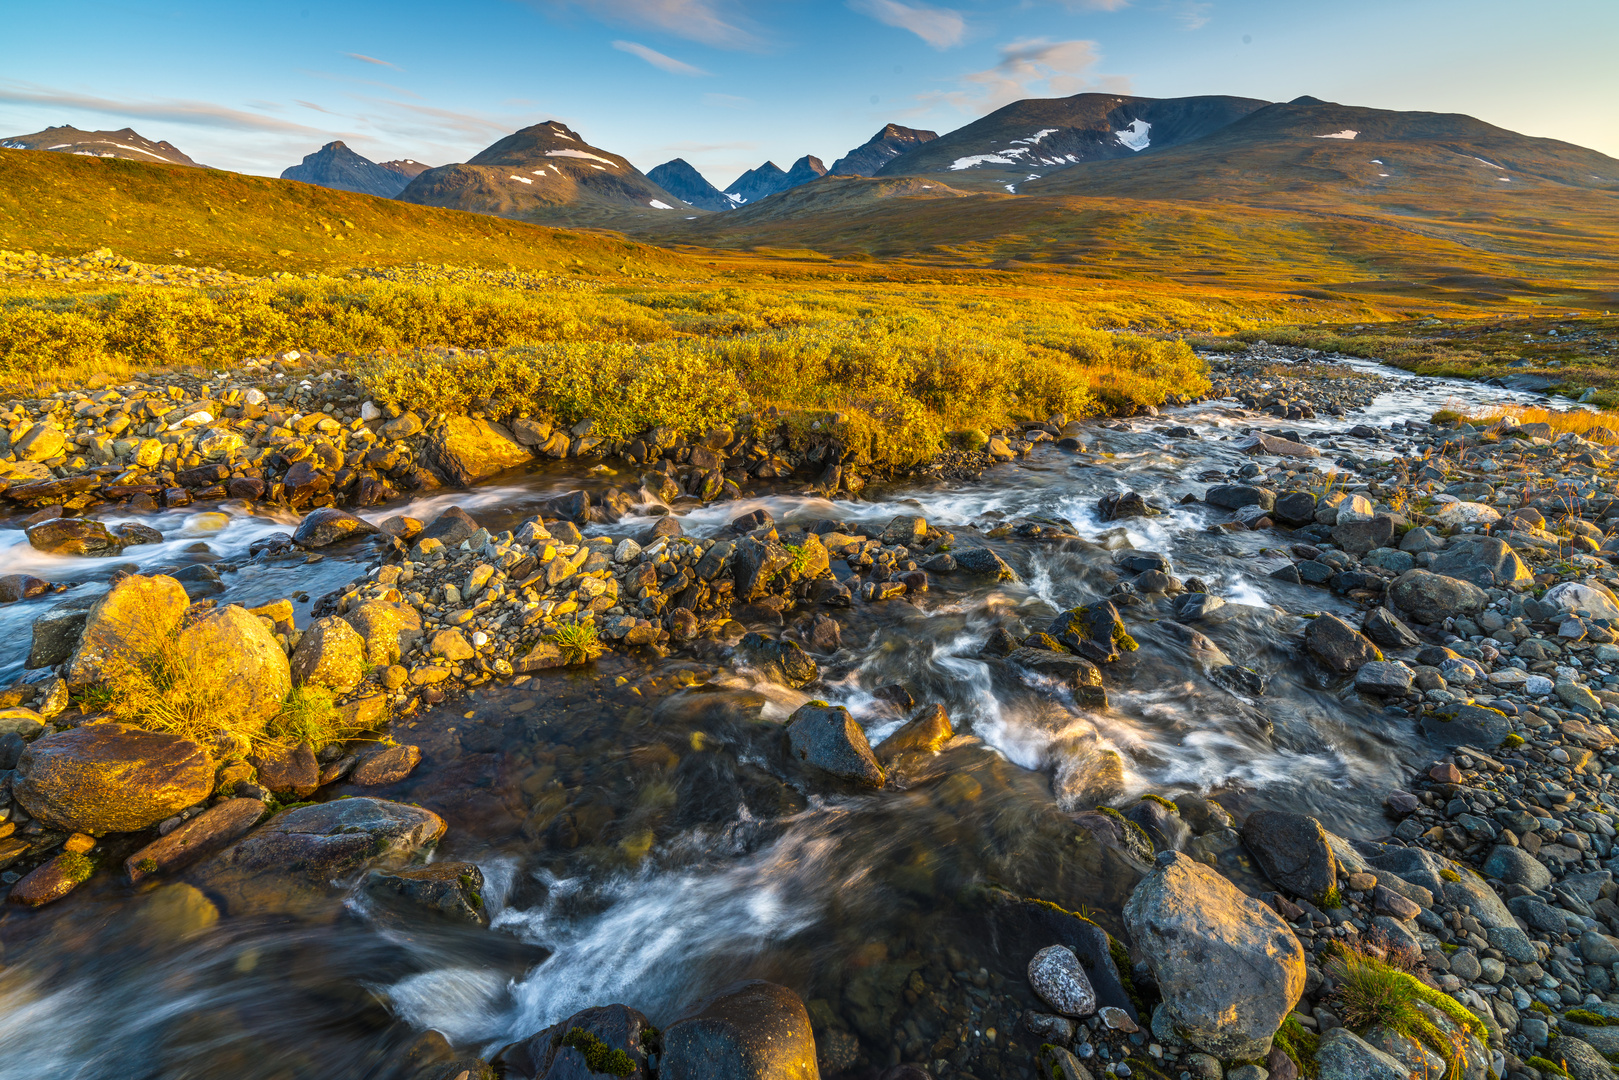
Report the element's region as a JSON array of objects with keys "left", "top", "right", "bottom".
[
  {"left": 1420, "top": 704, "right": 1512, "bottom": 751},
  {"left": 1240, "top": 434, "right": 1319, "bottom": 458},
  {"left": 1005, "top": 647, "right": 1108, "bottom": 707},
  {"left": 1123, "top": 851, "right": 1305, "bottom": 1059},
  {"left": 125, "top": 798, "right": 268, "bottom": 882},
  {"left": 1303, "top": 614, "right": 1383, "bottom": 672},
  {"left": 1242, "top": 811, "right": 1337, "bottom": 902},
  {"left": 1481, "top": 844, "right": 1552, "bottom": 890},
  {"left": 1432, "top": 537, "right": 1531, "bottom": 588},
  {"left": 177, "top": 604, "right": 292, "bottom": 727},
  {"left": 1363, "top": 608, "right": 1421, "bottom": 649},
  {"left": 342, "top": 600, "right": 423, "bottom": 666},
  {"left": 247, "top": 741, "right": 319, "bottom": 798},
  {"left": 1049, "top": 602, "right": 1136, "bottom": 663},
  {"left": 1272, "top": 491, "right": 1318, "bottom": 527},
  {"left": 660, "top": 981, "right": 819, "bottom": 1080},
  {"left": 499, "top": 1003, "right": 652, "bottom": 1080},
  {"left": 0, "top": 573, "right": 49, "bottom": 603},
  {"left": 1028, "top": 945, "right": 1097, "bottom": 1017},
  {"left": 64, "top": 574, "right": 190, "bottom": 688},
  {"left": 1205, "top": 484, "right": 1276, "bottom": 511},
  {"left": 873, "top": 704, "right": 954, "bottom": 761},
  {"left": 1549, "top": 1038, "right": 1612, "bottom": 1080},
  {"left": 785, "top": 702, "right": 884, "bottom": 787},
  {"left": 731, "top": 536, "right": 794, "bottom": 600},
  {"left": 1543, "top": 582, "right": 1619, "bottom": 621},
  {"left": 352, "top": 743, "right": 422, "bottom": 786},
  {"left": 953, "top": 546, "right": 1019, "bottom": 581},
  {"left": 1099, "top": 491, "right": 1158, "bottom": 520},
  {"left": 291, "top": 507, "right": 379, "bottom": 548},
  {"left": 24, "top": 517, "right": 120, "bottom": 556},
  {"left": 1432, "top": 501, "right": 1500, "bottom": 528},
  {"left": 364, "top": 861, "right": 488, "bottom": 926},
  {"left": 1315, "top": 1028, "right": 1414, "bottom": 1080},
  {"left": 421, "top": 506, "right": 481, "bottom": 546},
  {"left": 1332, "top": 516, "right": 1397, "bottom": 556},
  {"left": 1125, "top": 797, "right": 1191, "bottom": 853},
  {"left": 735, "top": 633, "right": 819, "bottom": 689},
  {"left": 289, "top": 616, "right": 367, "bottom": 694},
  {"left": 15, "top": 723, "right": 214, "bottom": 834},
  {"left": 1389, "top": 570, "right": 1489, "bottom": 625},
  {"left": 1364, "top": 846, "right": 1514, "bottom": 929},
  {"left": 1355, "top": 661, "right": 1414, "bottom": 695},
  {"left": 29, "top": 595, "right": 98, "bottom": 669},
  {"left": 423, "top": 417, "right": 533, "bottom": 487}
]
